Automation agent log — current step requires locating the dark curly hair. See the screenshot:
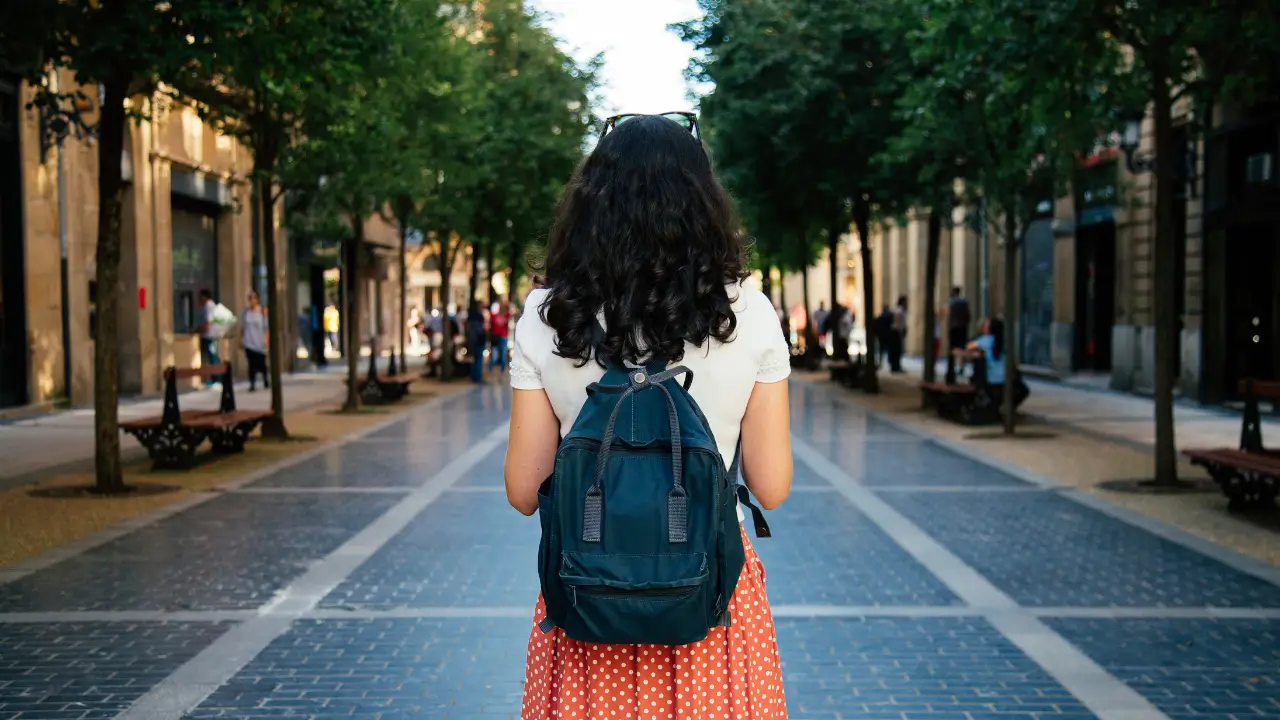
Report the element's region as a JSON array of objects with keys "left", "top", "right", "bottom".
[{"left": 538, "top": 114, "right": 748, "bottom": 368}]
